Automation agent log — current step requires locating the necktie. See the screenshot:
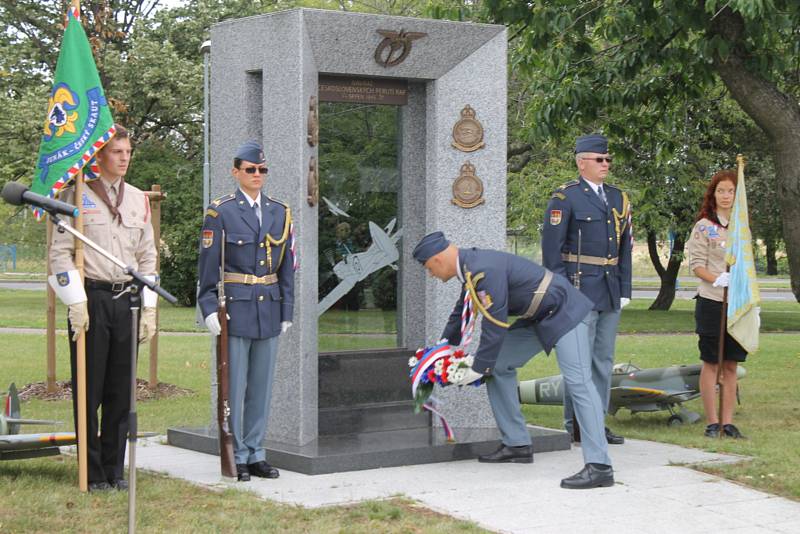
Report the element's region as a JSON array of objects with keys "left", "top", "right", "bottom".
[
  {"left": 254, "top": 202, "right": 261, "bottom": 228},
  {"left": 597, "top": 186, "right": 607, "bottom": 205}
]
